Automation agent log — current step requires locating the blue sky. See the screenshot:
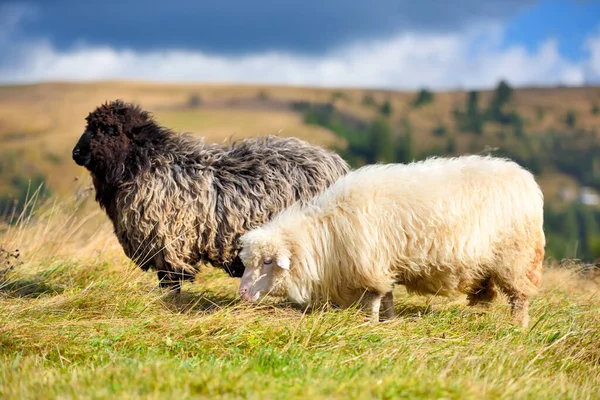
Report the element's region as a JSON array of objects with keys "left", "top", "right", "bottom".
[
  {"left": 0, "top": 0, "right": 599, "bottom": 89},
  {"left": 504, "top": 0, "right": 600, "bottom": 61}
]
